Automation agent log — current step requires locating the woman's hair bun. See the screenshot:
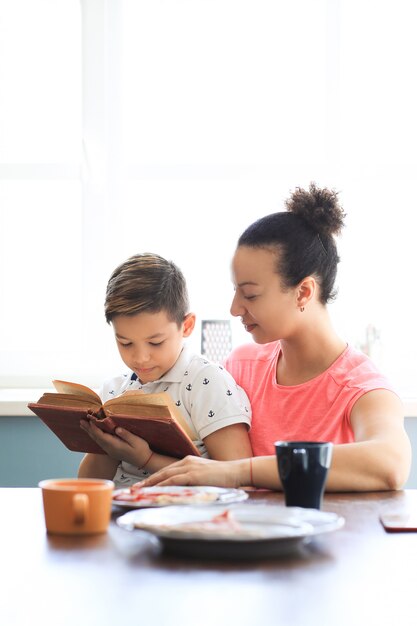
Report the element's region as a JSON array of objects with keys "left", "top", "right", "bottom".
[{"left": 285, "top": 182, "right": 346, "bottom": 237}]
